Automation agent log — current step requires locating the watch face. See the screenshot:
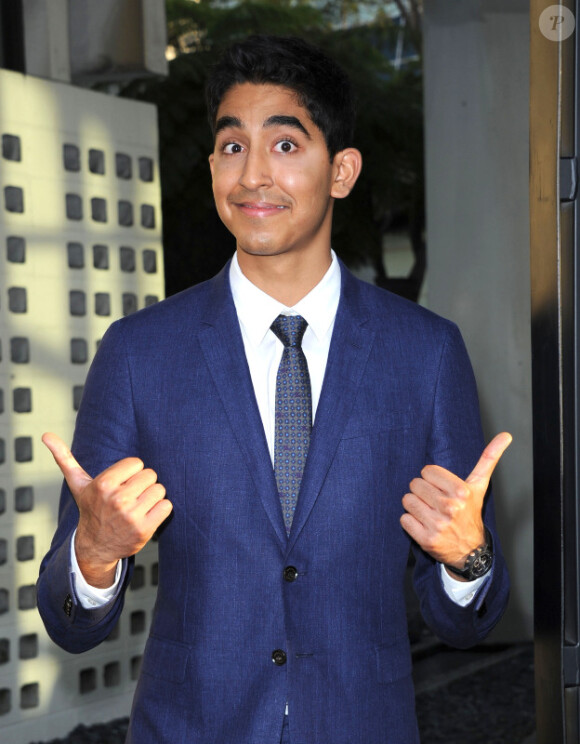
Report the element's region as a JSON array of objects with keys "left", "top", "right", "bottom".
[{"left": 471, "top": 551, "right": 493, "bottom": 577}]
